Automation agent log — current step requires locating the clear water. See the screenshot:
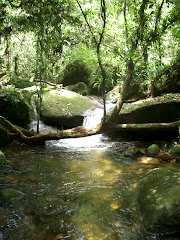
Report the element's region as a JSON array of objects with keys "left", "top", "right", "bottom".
[
  {"left": 1, "top": 134, "right": 178, "bottom": 240},
  {"left": 0, "top": 99, "right": 179, "bottom": 240}
]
